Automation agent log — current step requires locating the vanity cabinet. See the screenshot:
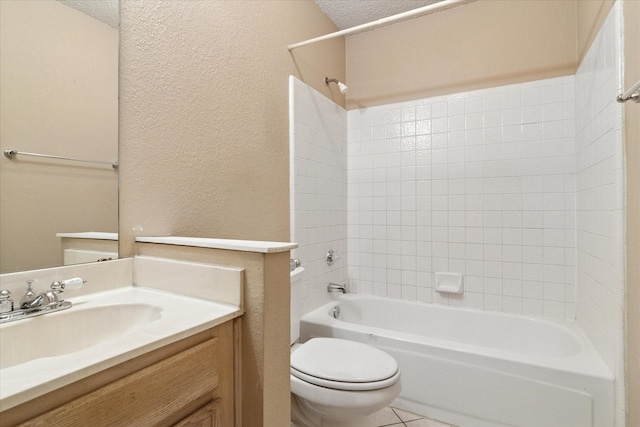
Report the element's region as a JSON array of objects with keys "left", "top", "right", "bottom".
[{"left": 2, "top": 320, "right": 238, "bottom": 427}]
